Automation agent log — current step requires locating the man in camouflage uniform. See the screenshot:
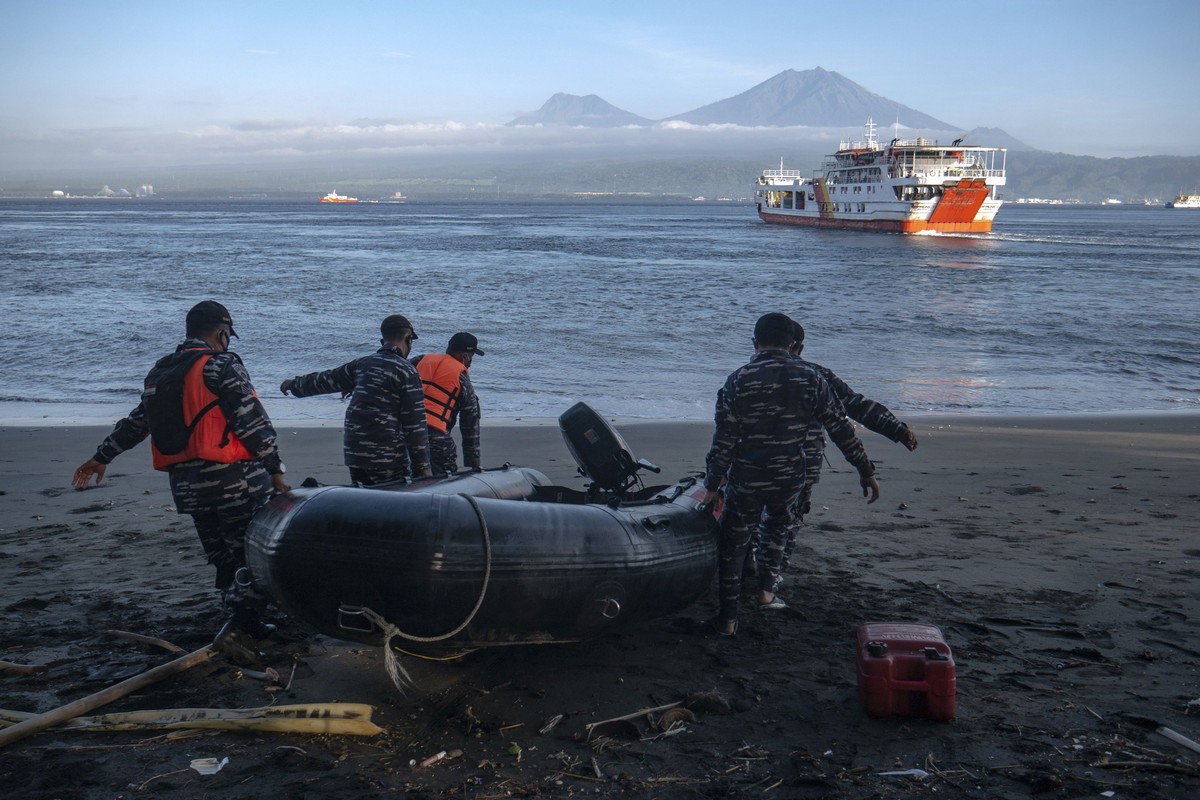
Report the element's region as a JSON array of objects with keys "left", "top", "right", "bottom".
[
  {"left": 281, "top": 314, "right": 431, "bottom": 486},
  {"left": 760, "top": 317, "right": 919, "bottom": 585},
  {"left": 411, "top": 332, "right": 483, "bottom": 475},
  {"left": 72, "top": 301, "right": 289, "bottom": 639},
  {"left": 701, "top": 313, "right": 880, "bottom": 637}
]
